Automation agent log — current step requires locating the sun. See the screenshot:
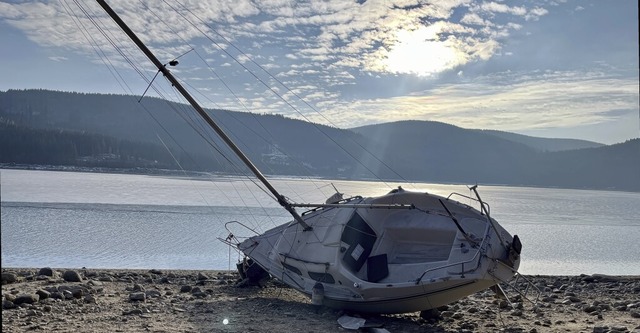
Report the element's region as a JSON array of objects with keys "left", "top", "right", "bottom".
[{"left": 384, "top": 26, "right": 465, "bottom": 76}]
